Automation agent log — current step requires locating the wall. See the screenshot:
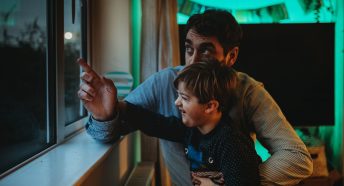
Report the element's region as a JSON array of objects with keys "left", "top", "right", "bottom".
[
  {"left": 77, "top": 134, "right": 136, "bottom": 186},
  {"left": 81, "top": 0, "right": 138, "bottom": 185},
  {"left": 318, "top": 0, "right": 344, "bottom": 174},
  {"left": 91, "top": 0, "right": 131, "bottom": 74}
]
